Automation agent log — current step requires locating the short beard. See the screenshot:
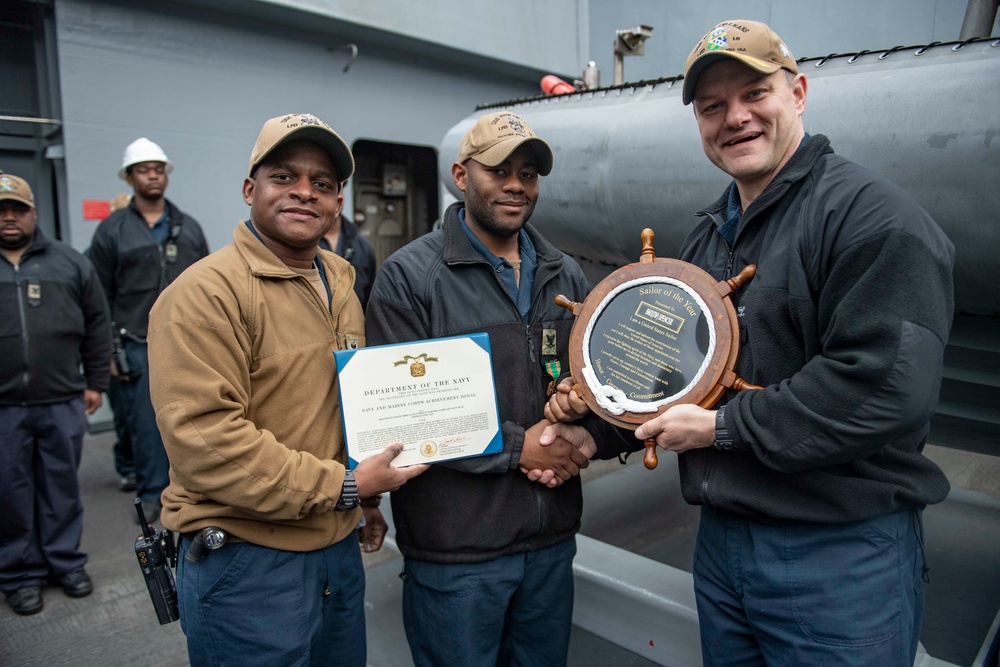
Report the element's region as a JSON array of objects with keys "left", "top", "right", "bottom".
[
  {"left": 0, "top": 232, "right": 31, "bottom": 250},
  {"left": 464, "top": 174, "right": 534, "bottom": 239},
  {"left": 134, "top": 189, "right": 165, "bottom": 204}
]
